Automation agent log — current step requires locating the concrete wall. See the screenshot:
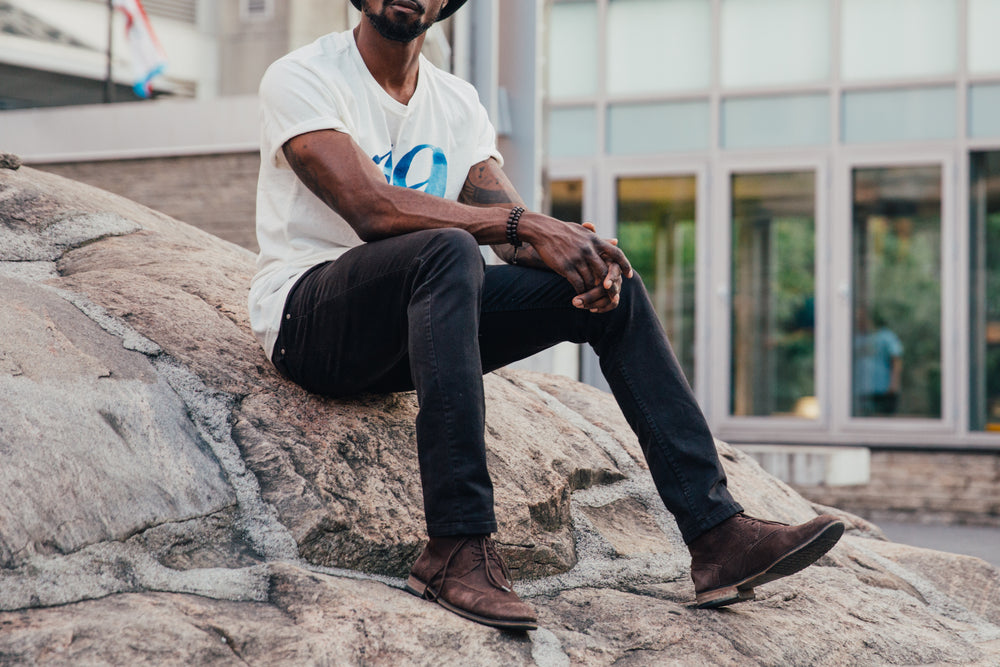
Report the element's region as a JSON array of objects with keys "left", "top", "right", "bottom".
[
  {"left": 37, "top": 152, "right": 261, "bottom": 252},
  {"left": 795, "top": 450, "right": 1000, "bottom": 527}
]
